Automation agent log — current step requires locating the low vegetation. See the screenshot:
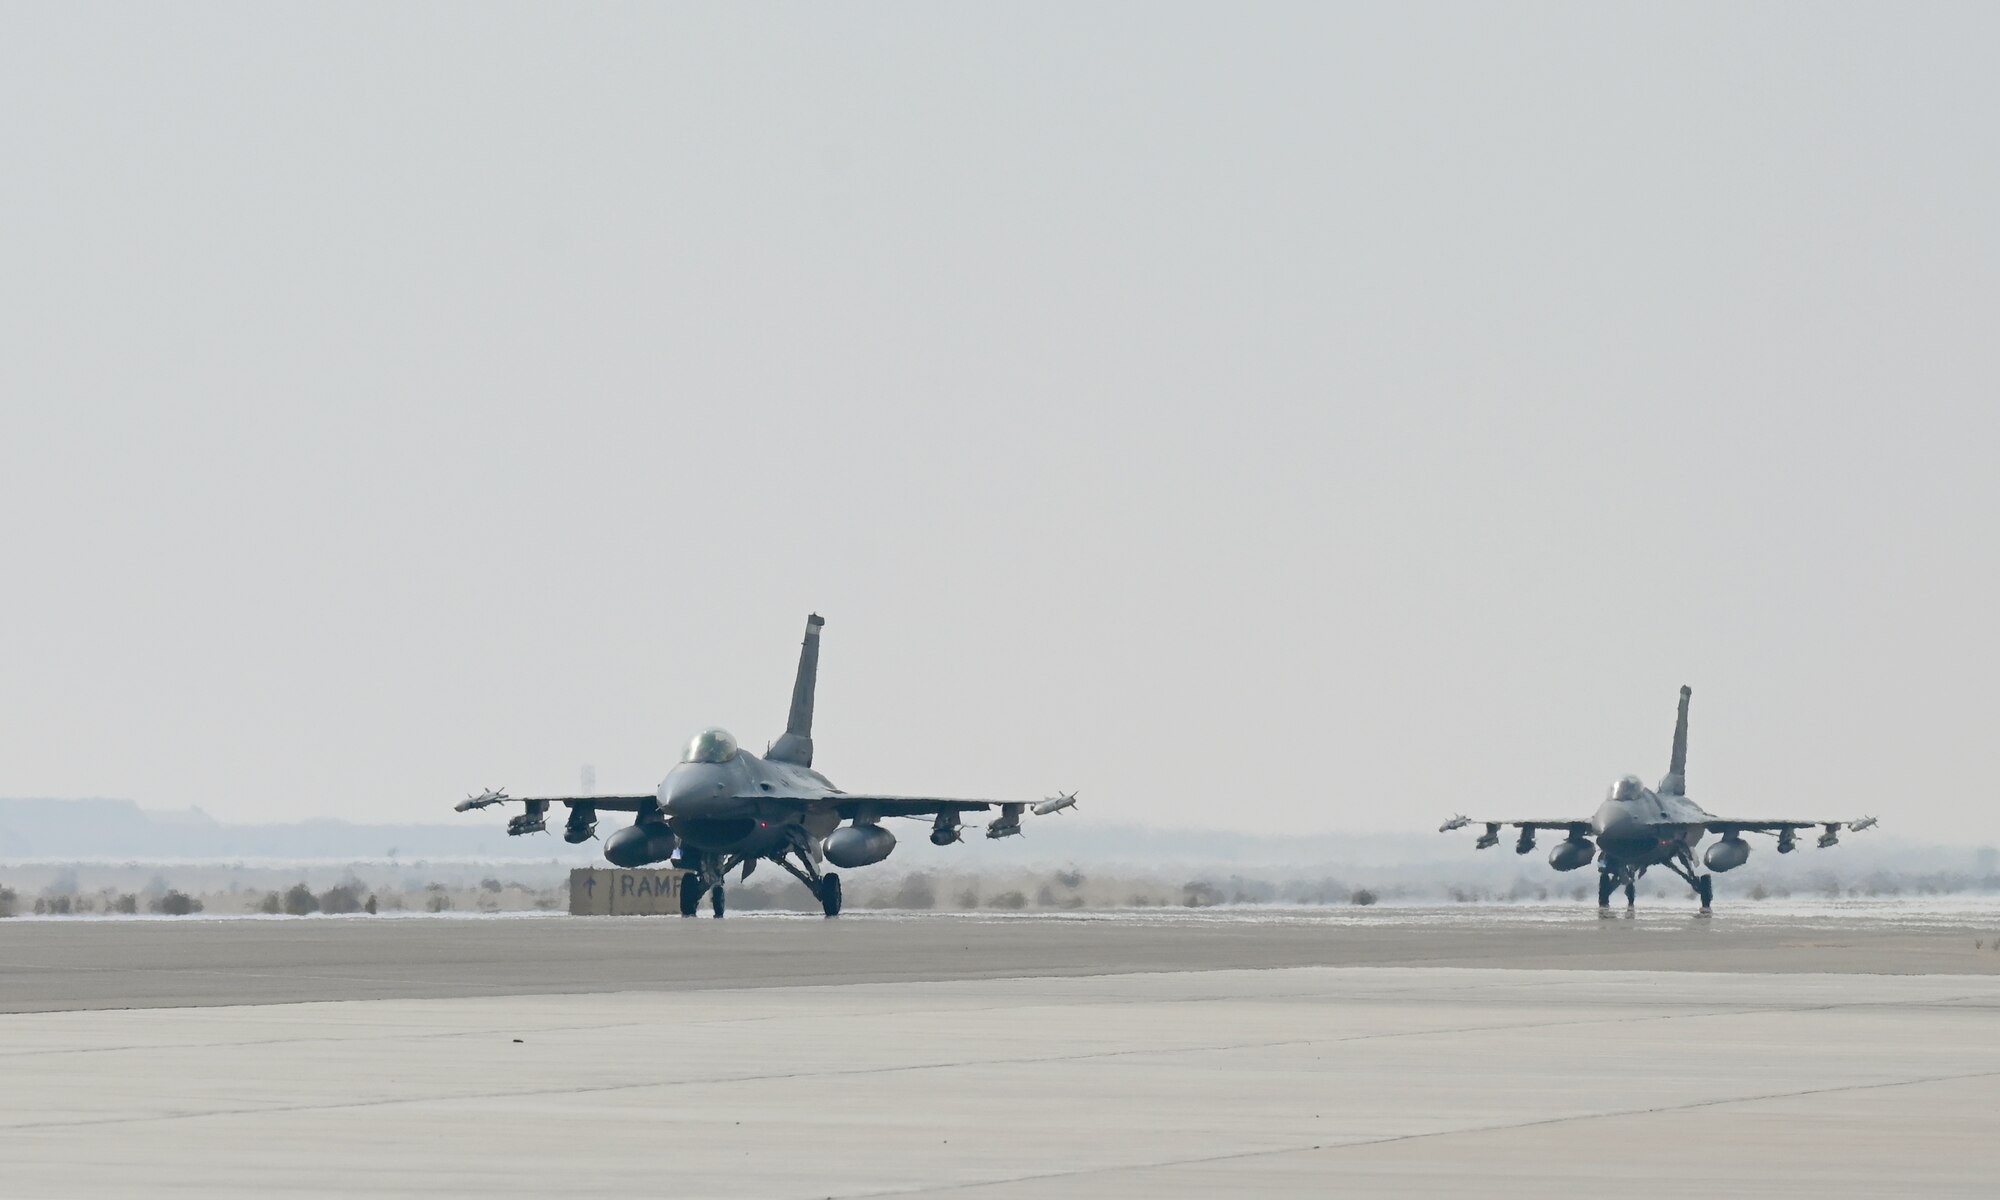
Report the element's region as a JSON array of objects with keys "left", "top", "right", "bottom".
[
  {"left": 4, "top": 853, "right": 1996, "bottom": 919},
  {"left": 153, "top": 890, "right": 202, "bottom": 915},
  {"left": 317, "top": 884, "right": 366, "bottom": 915},
  {"left": 282, "top": 883, "right": 319, "bottom": 916}
]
